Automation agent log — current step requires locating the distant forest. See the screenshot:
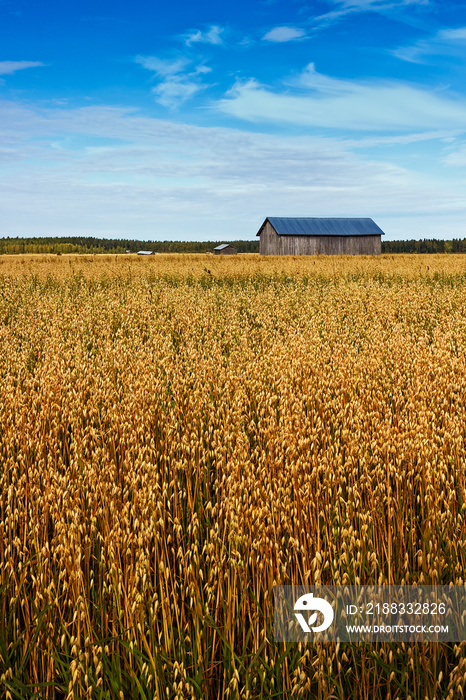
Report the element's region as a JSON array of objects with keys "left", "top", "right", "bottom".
[
  {"left": 0, "top": 237, "right": 259, "bottom": 254},
  {"left": 0, "top": 236, "right": 465, "bottom": 254},
  {"left": 382, "top": 239, "right": 466, "bottom": 253}
]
